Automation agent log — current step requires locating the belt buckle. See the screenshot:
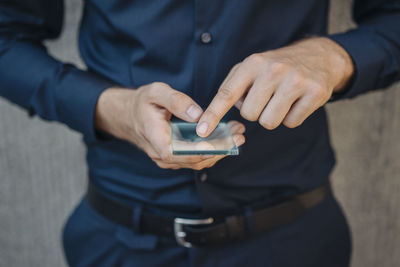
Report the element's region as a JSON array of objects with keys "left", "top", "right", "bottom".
[{"left": 174, "top": 217, "right": 214, "bottom": 248}]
